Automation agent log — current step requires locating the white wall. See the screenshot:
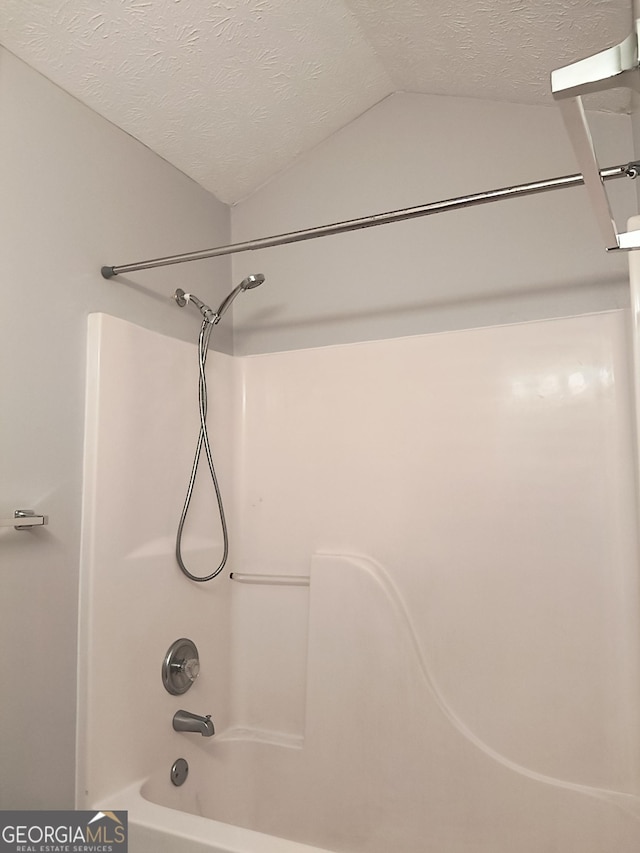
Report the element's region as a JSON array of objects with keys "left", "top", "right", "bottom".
[
  {"left": 234, "top": 311, "right": 640, "bottom": 798},
  {"left": 0, "top": 46, "right": 231, "bottom": 809},
  {"left": 232, "top": 93, "right": 636, "bottom": 354},
  {"left": 78, "top": 315, "right": 237, "bottom": 807}
]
